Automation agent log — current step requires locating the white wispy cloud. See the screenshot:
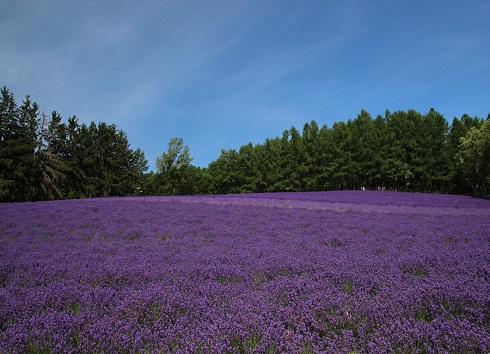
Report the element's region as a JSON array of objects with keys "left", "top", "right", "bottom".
[{"left": 4, "top": 0, "right": 487, "bottom": 168}]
